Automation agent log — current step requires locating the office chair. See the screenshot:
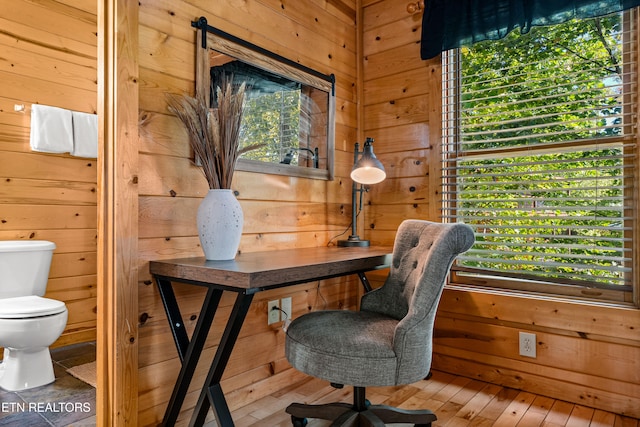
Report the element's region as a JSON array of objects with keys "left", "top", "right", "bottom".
[{"left": 284, "top": 220, "right": 475, "bottom": 427}]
